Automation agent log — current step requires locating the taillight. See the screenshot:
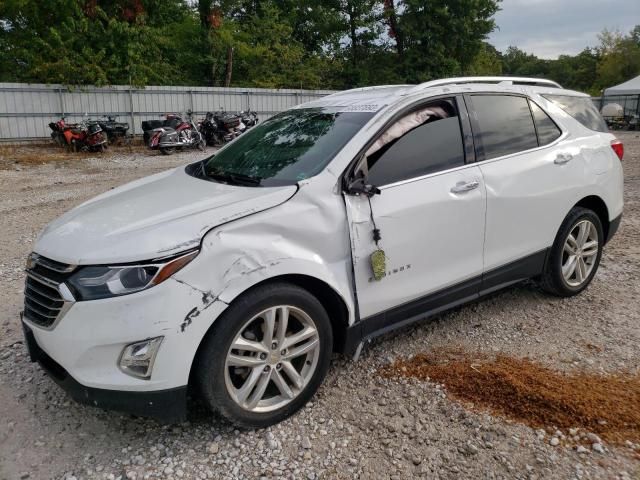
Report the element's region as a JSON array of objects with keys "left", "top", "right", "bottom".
[{"left": 611, "top": 139, "right": 624, "bottom": 161}]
